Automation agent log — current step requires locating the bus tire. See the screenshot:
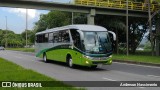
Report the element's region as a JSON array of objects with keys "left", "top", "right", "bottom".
[
  {"left": 67, "top": 56, "right": 74, "bottom": 68},
  {"left": 43, "top": 53, "right": 48, "bottom": 63}
]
